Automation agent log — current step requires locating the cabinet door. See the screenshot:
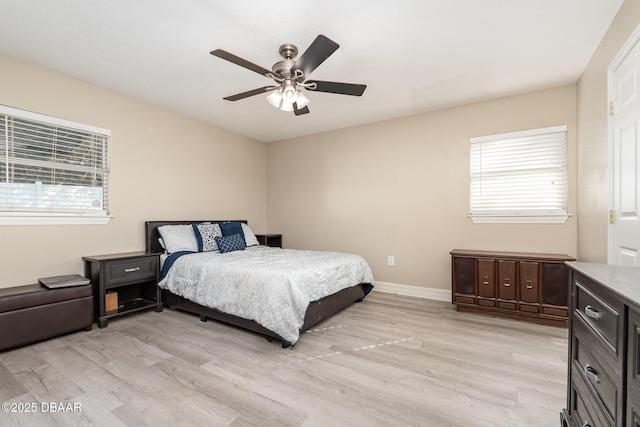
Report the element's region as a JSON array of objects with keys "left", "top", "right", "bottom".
[
  {"left": 452, "top": 257, "right": 475, "bottom": 303},
  {"left": 541, "top": 262, "right": 569, "bottom": 306},
  {"left": 497, "top": 260, "right": 516, "bottom": 302},
  {"left": 477, "top": 258, "right": 495, "bottom": 299},
  {"left": 519, "top": 261, "right": 540, "bottom": 303}
]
